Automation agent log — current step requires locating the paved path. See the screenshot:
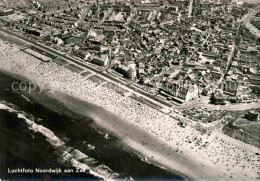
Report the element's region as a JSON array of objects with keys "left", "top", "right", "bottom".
[{"left": 173, "top": 101, "right": 260, "bottom": 111}]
